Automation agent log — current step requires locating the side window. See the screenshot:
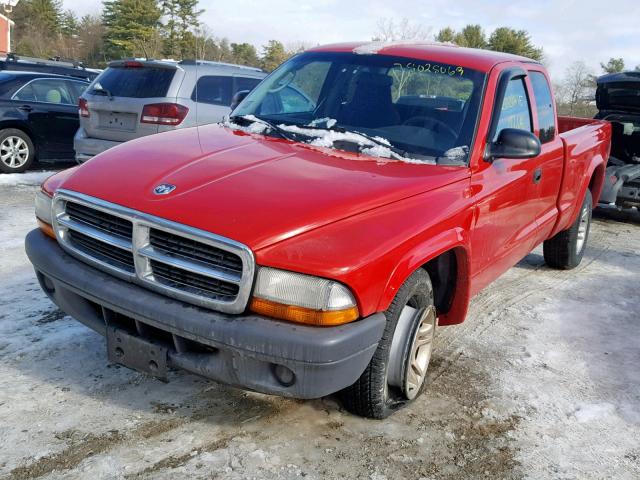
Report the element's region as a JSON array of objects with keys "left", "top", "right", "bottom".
[
  {"left": 12, "top": 83, "right": 36, "bottom": 101},
  {"left": 66, "top": 81, "right": 88, "bottom": 104},
  {"left": 192, "top": 76, "right": 233, "bottom": 106},
  {"left": 494, "top": 78, "right": 532, "bottom": 141},
  {"left": 234, "top": 77, "right": 261, "bottom": 95},
  {"left": 14, "top": 79, "right": 75, "bottom": 105},
  {"left": 530, "top": 72, "right": 556, "bottom": 143}
]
